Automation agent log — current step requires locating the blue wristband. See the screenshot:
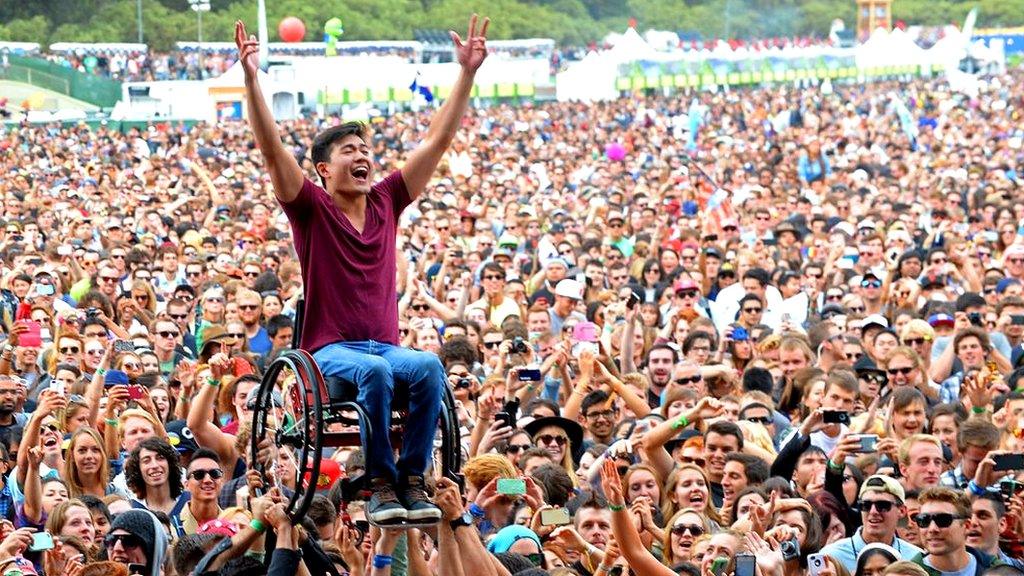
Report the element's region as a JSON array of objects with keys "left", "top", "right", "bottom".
[
  {"left": 468, "top": 502, "right": 486, "bottom": 519},
  {"left": 373, "top": 554, "right": 393, "bottom": 568},
  {"left": 967, "top": 480, "right": 987, "bottom": 496}
]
